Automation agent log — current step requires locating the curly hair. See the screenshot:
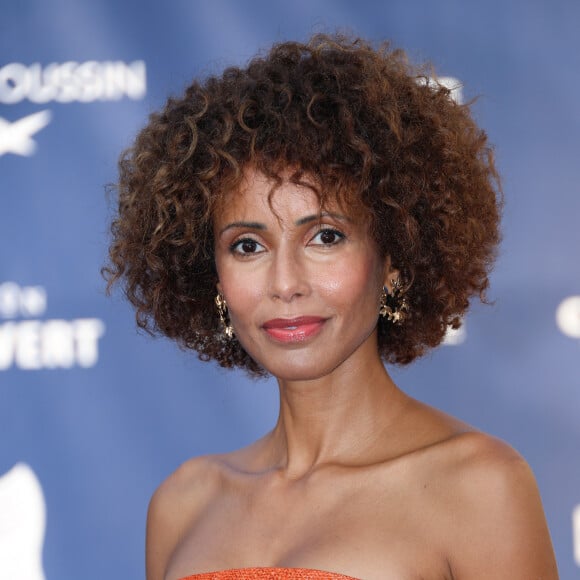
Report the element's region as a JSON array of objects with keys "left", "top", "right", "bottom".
[{"left": 104, "top": 33, "right": 501, "bottom": 377}]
